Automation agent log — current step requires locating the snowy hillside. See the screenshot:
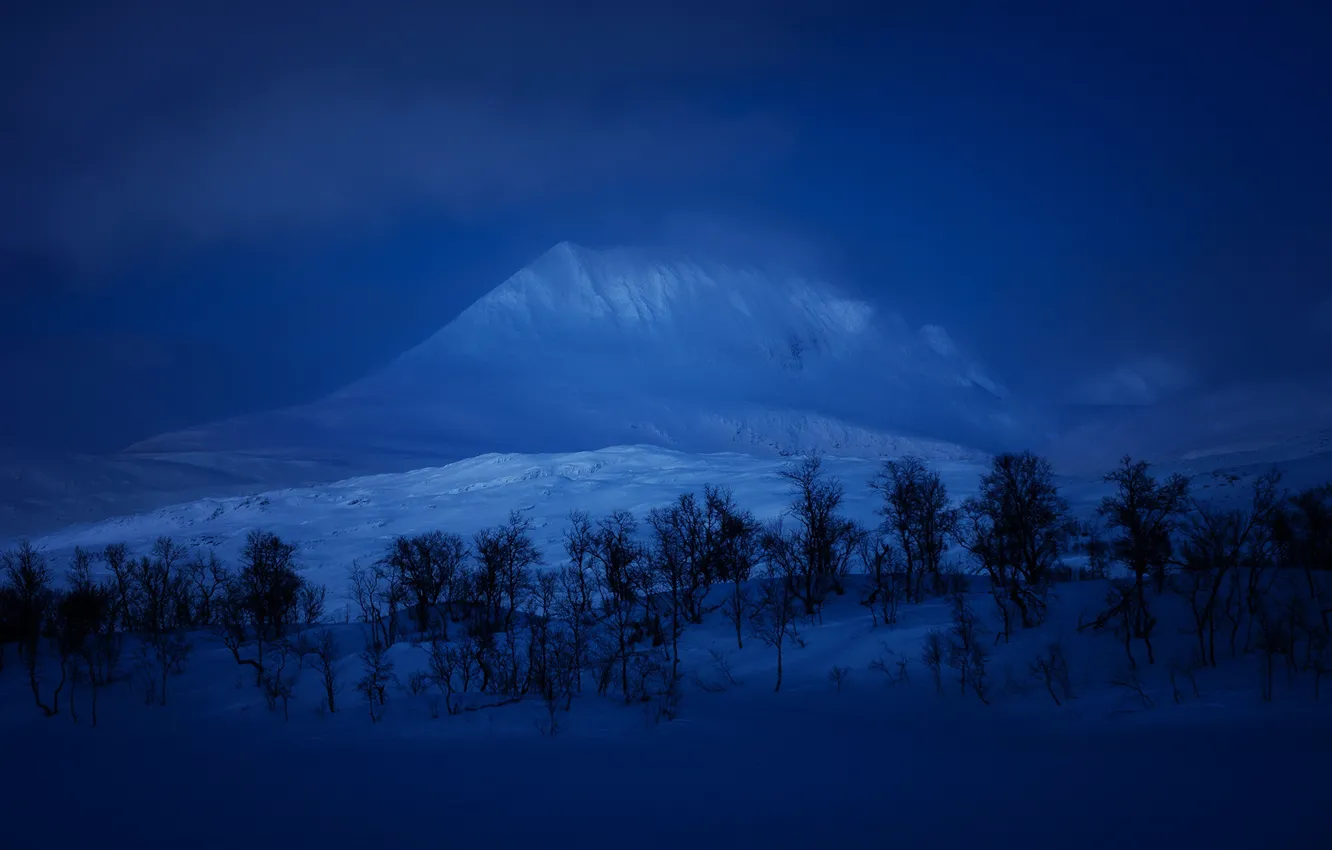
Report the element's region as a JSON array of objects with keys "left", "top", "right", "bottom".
[
  {"left": 132, "top": 242, "right": 1026, "bottom": 464},
  {"left": 26, "top": 447, "right": 986, "bottom": 600},
  {"left": 22, "top": 439, "right": 1321, "bottom": 607}
]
